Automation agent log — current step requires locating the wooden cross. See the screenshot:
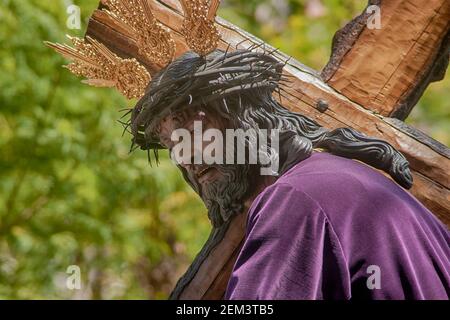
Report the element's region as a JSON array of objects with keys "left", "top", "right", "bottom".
[{"left": 85, "top": 0, "right": 450, "bottom": 299}]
